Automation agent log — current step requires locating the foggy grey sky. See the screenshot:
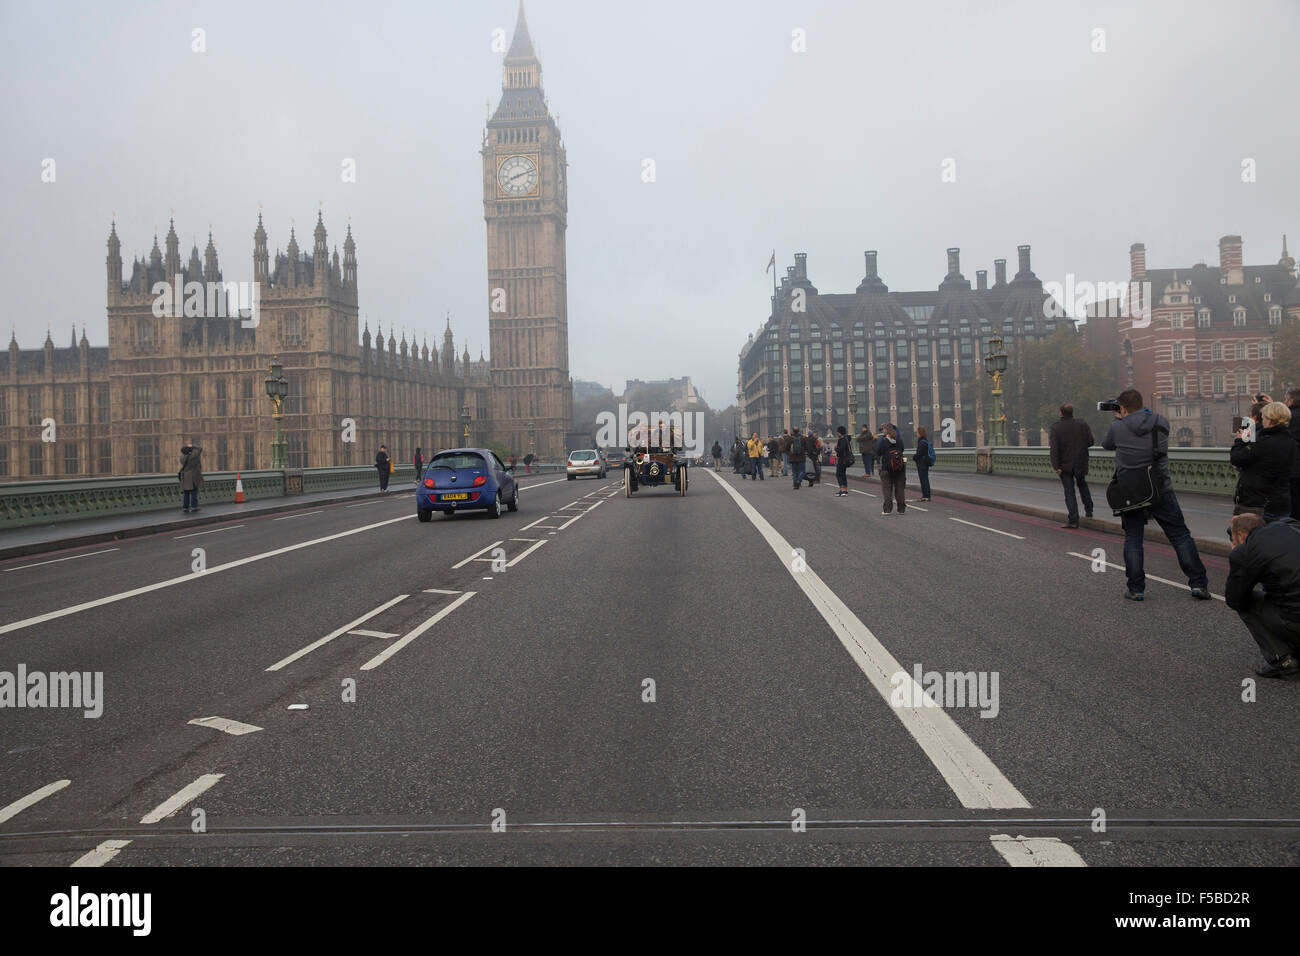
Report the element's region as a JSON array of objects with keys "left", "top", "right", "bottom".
[{"left": 2, "top": 0, "right": 1297, "bottom": 407}]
